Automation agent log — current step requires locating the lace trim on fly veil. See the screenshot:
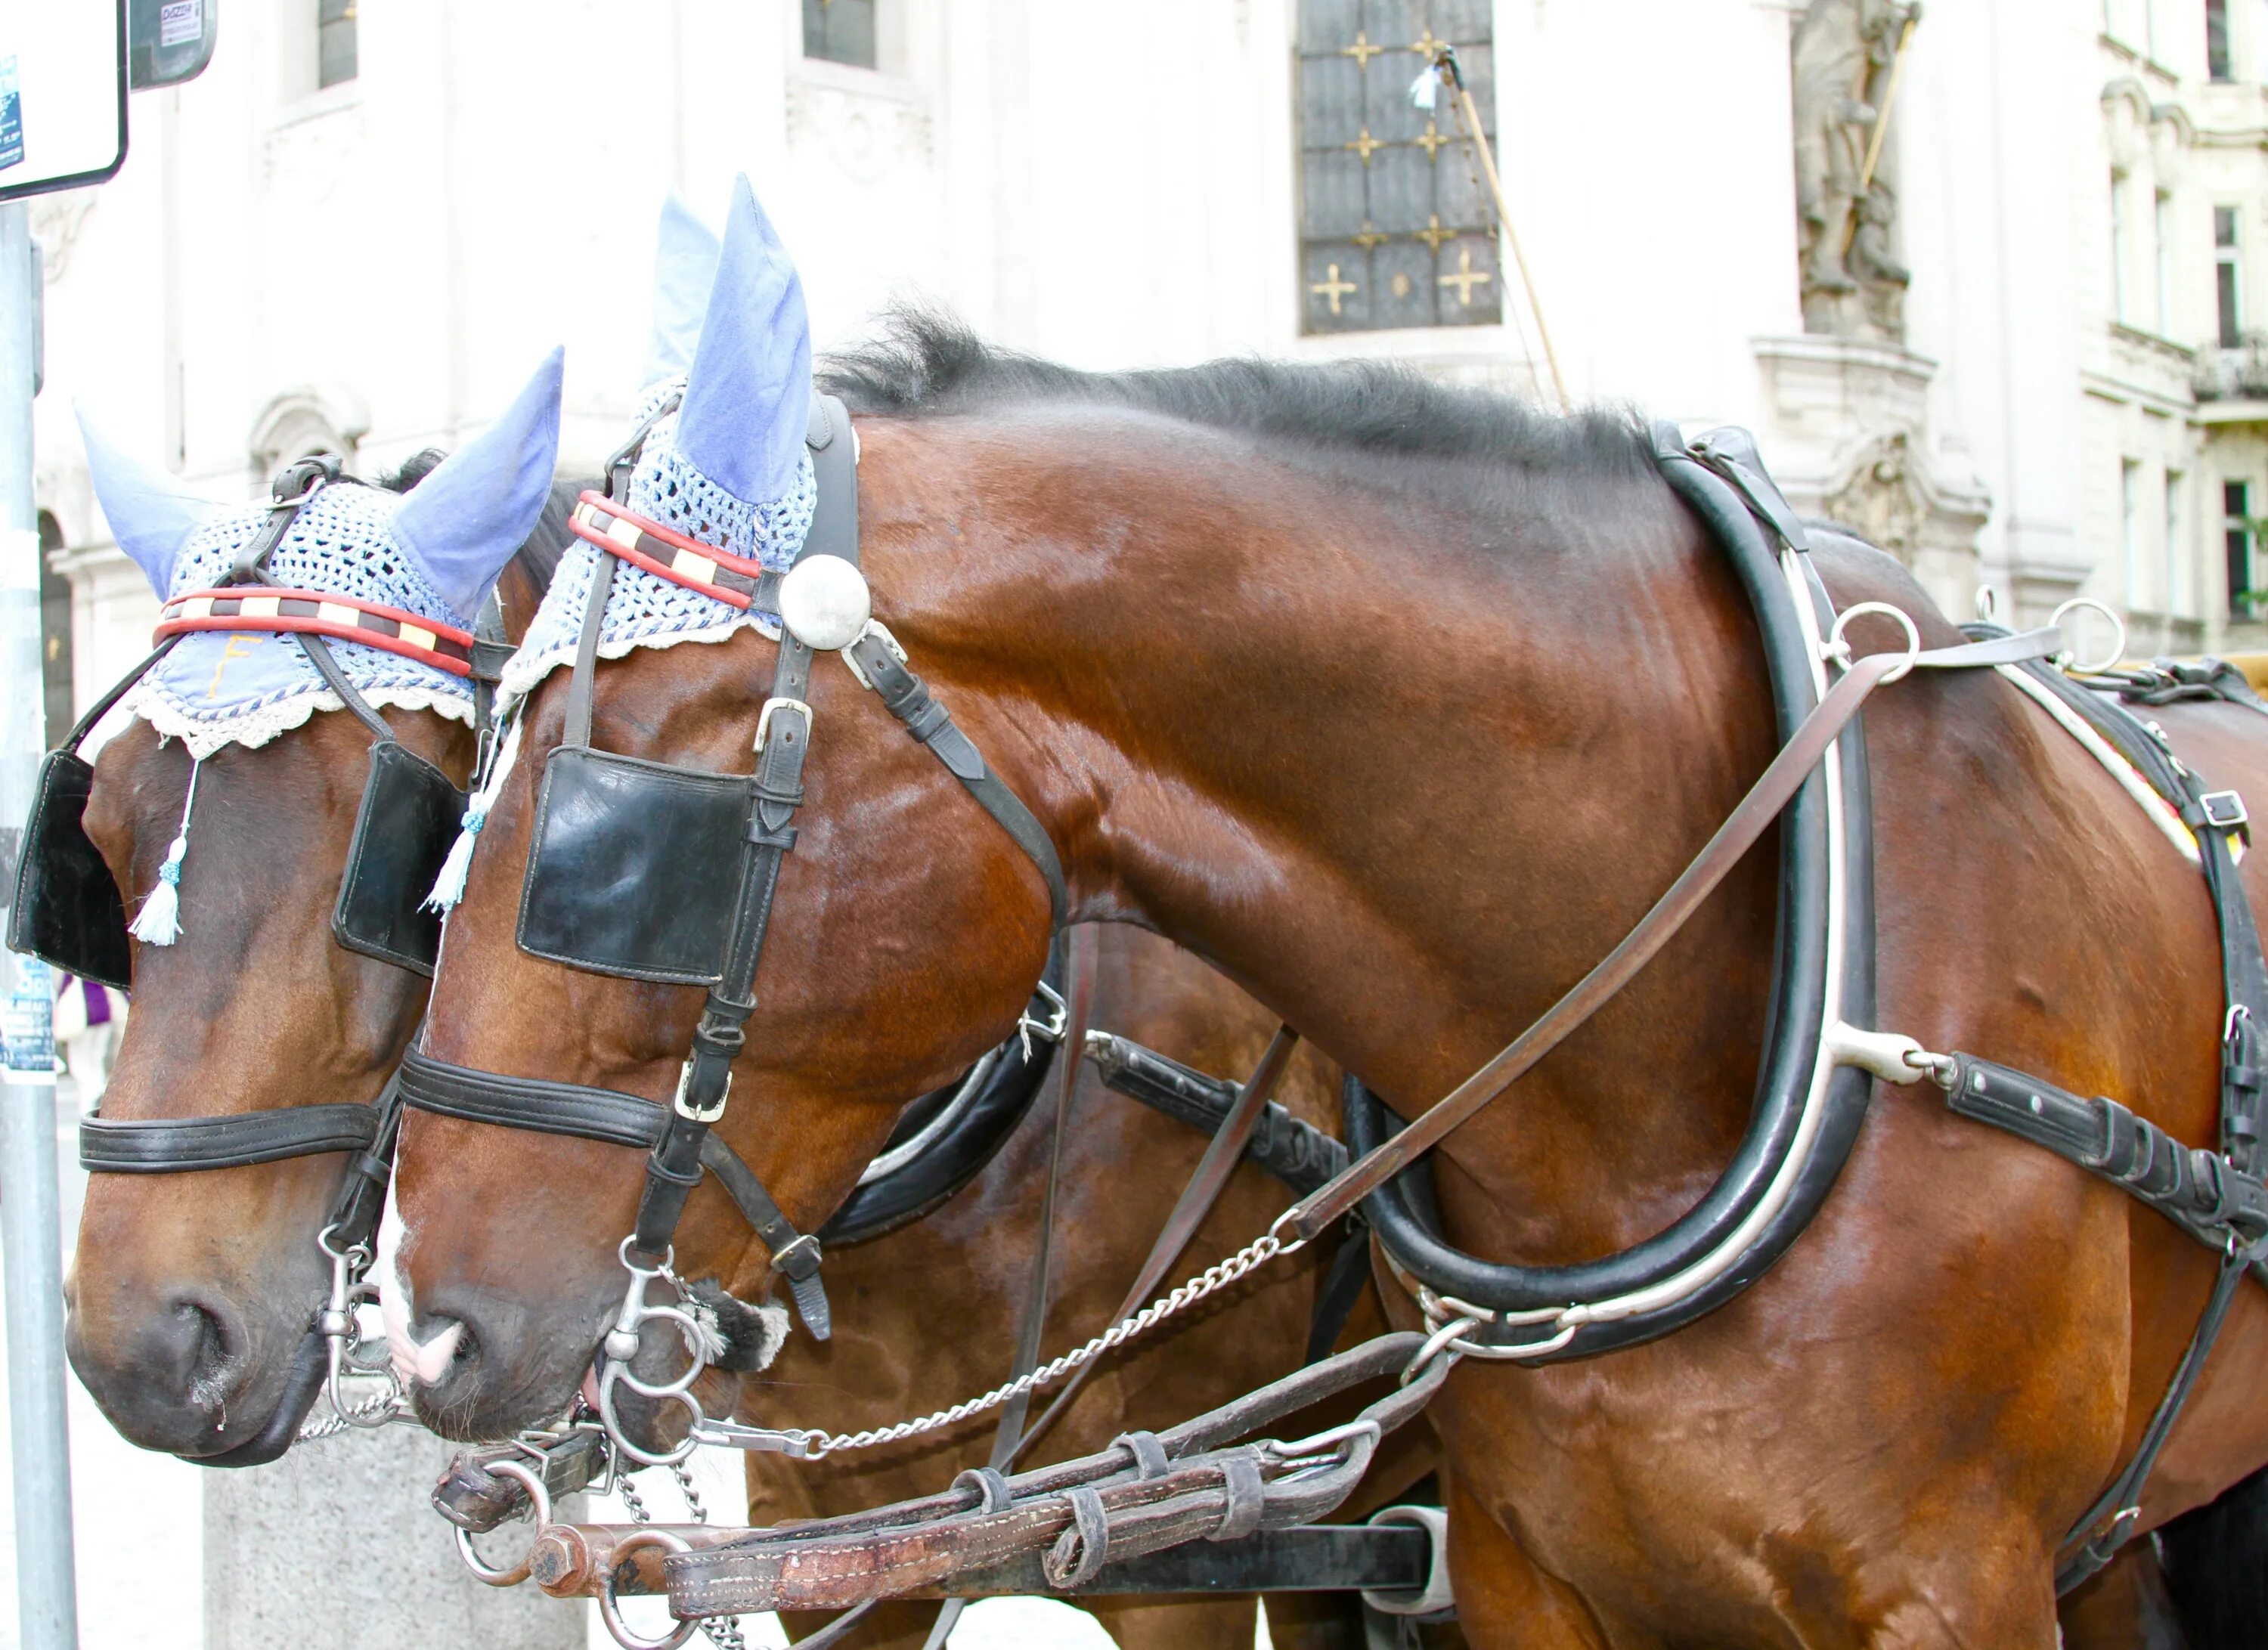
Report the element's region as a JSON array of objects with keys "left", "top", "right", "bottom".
[
  {"left": 494, "top": 534, "right": 782, "bottom": 717},
  {"left": 126, "top": 679, "right": 475, "bottom": 760}
]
